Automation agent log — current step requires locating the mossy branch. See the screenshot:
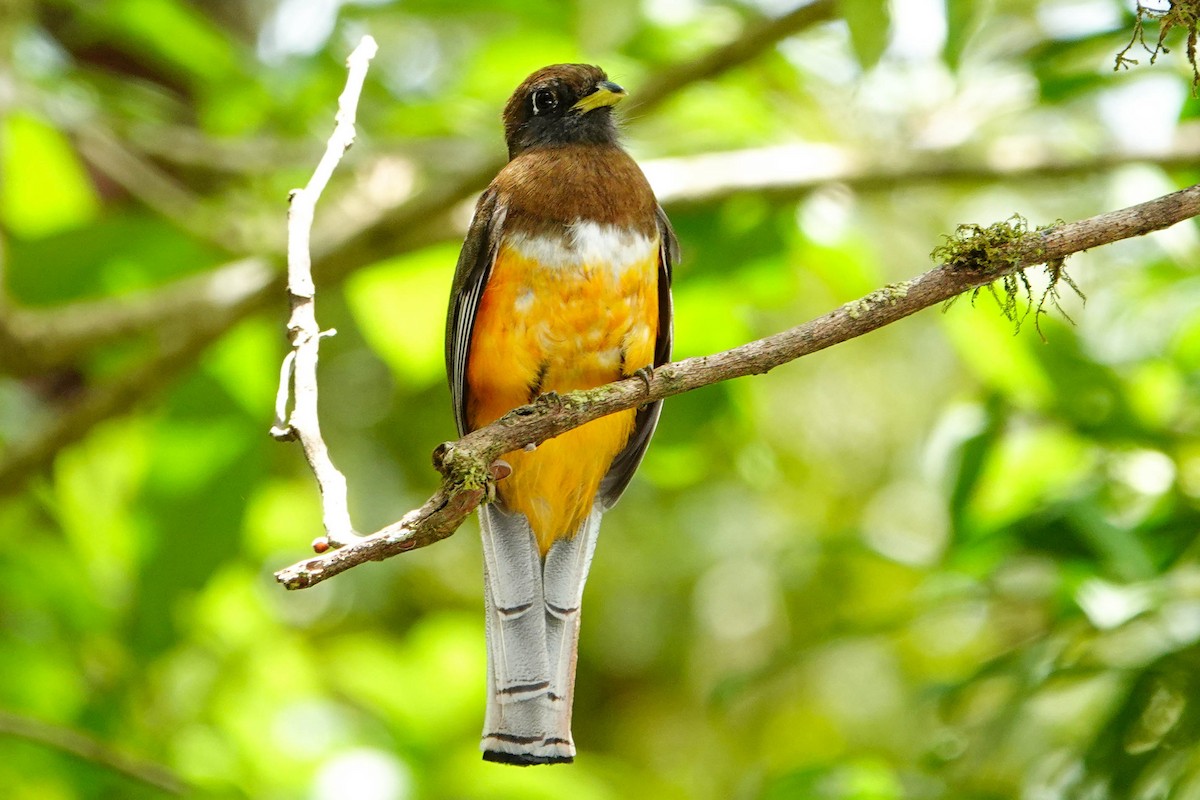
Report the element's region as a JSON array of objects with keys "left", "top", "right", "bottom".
[
  {"left": 275, "top": 181, "right": 1200, "bottom": 590},
  {"left": 1115, "top": 1, "right": 1200, "bottom": 95},
  {"left": 932, "top": 214, "right": 1083, "bottom": 338}
]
